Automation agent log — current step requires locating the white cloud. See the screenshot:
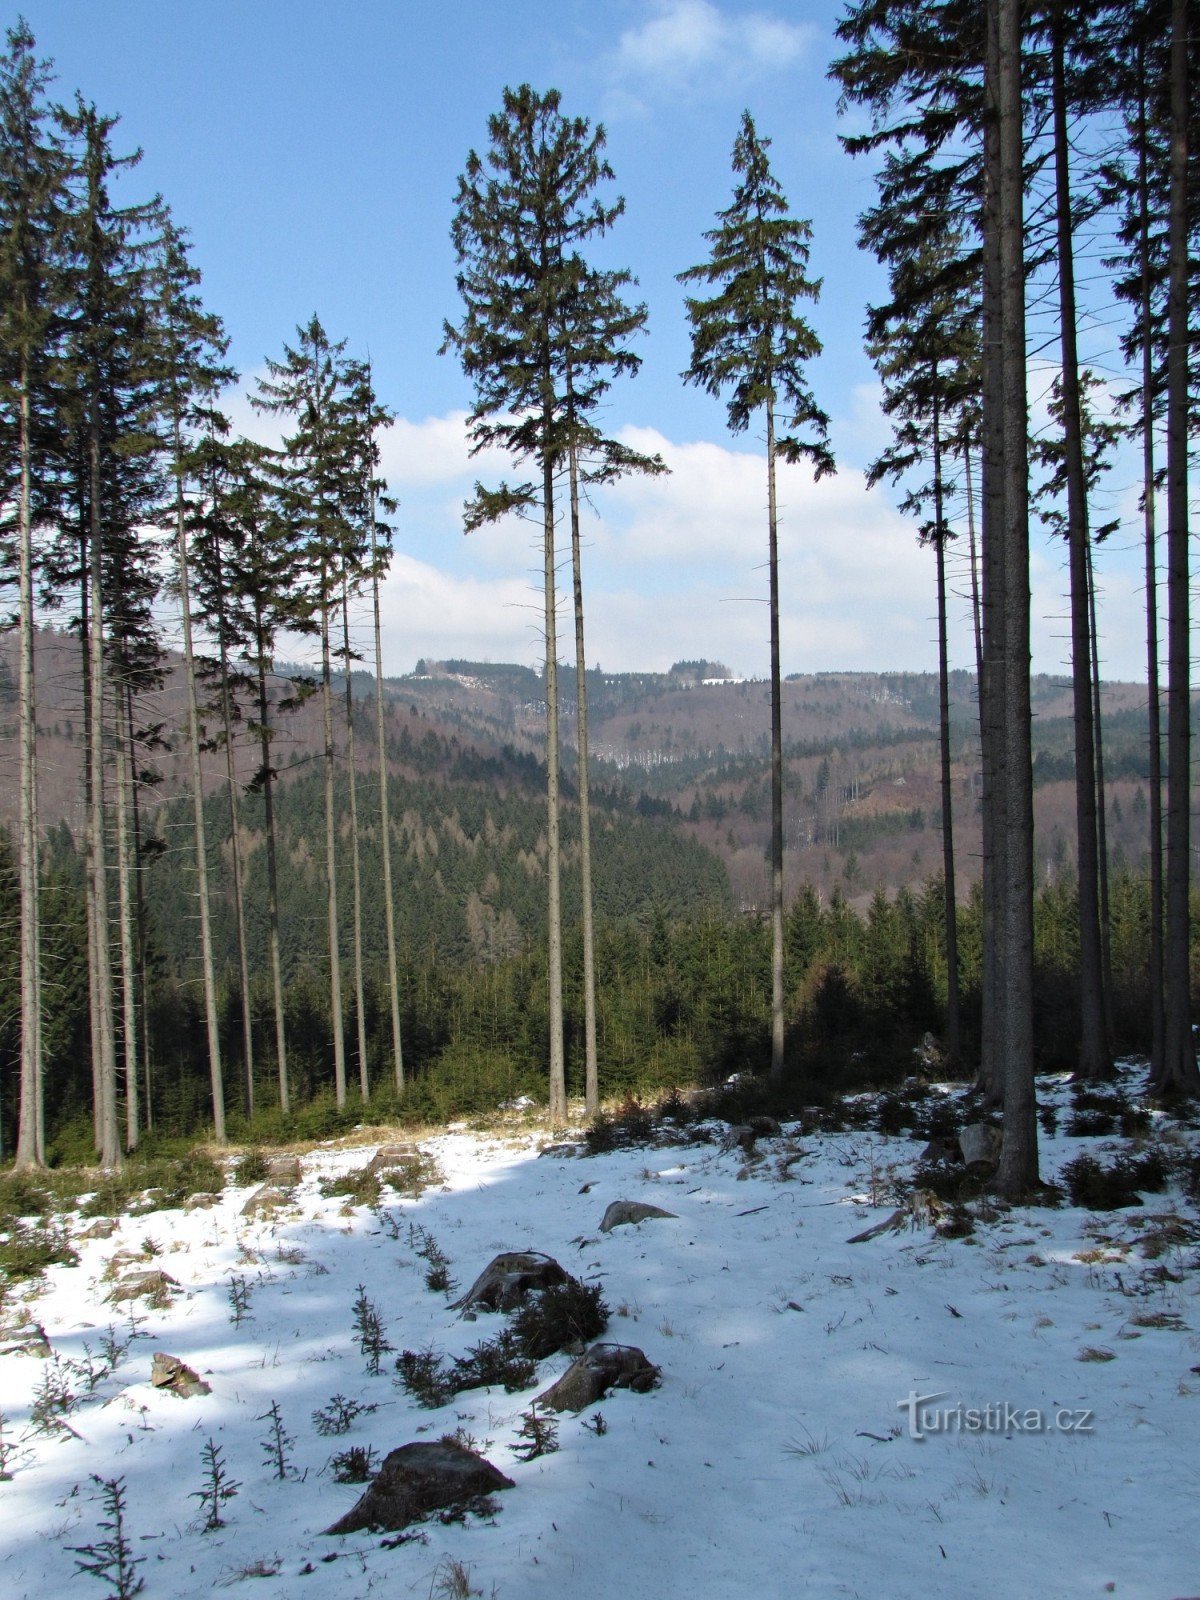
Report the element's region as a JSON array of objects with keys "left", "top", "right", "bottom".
[{"left": 610, "top": 1, "right": 813, "bottom": 101}]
